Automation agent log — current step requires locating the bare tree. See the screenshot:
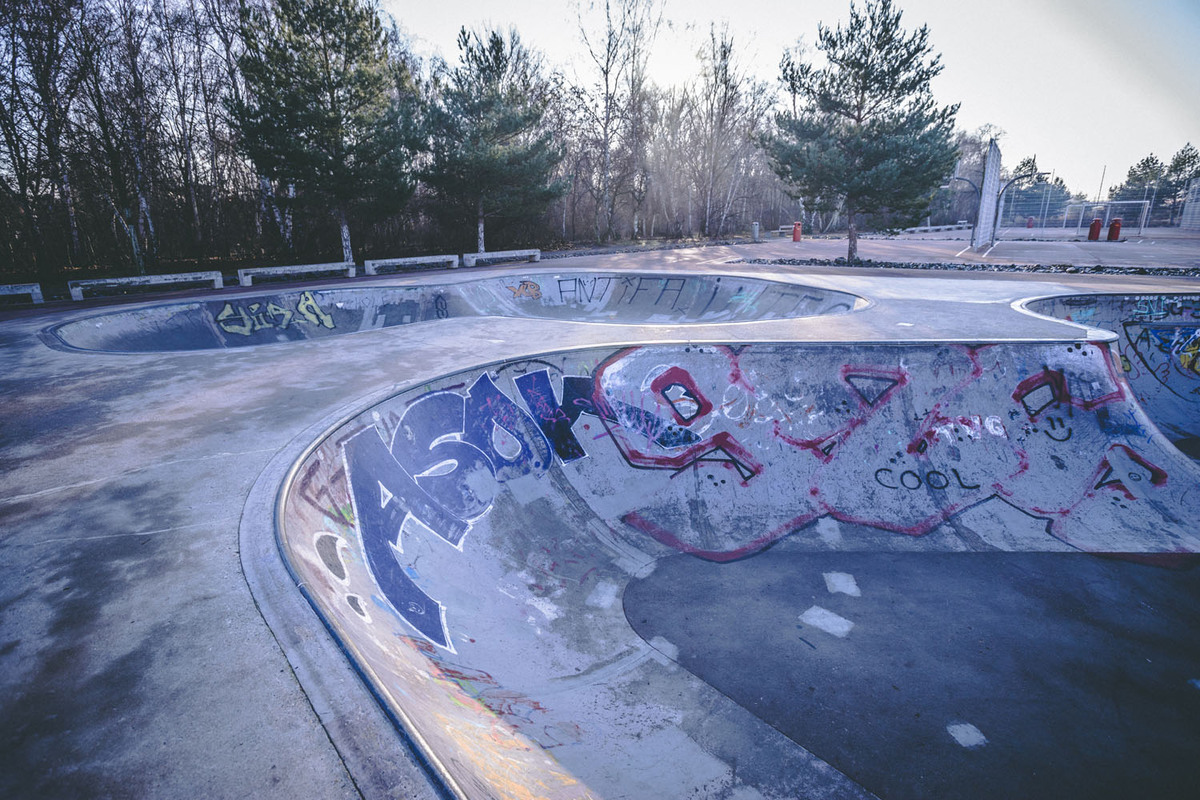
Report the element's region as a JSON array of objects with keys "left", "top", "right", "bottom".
[
  {"left": 573, "top": 0, "right": 660, "bottom": 241},
  {"left": 687, "top": 25, "right": 772, "bottom": 236},
  {"left": 0, "top": 0, "right": 90, "bottom": 270}
]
